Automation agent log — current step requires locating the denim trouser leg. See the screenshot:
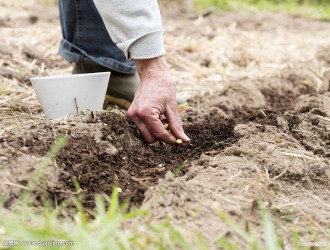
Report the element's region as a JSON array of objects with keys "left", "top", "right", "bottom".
[{"left": 58, "top": 0, "right": 136, "bottom": 74}]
